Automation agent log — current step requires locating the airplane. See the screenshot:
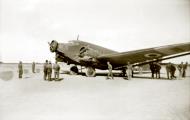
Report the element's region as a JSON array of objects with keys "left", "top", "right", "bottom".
[{"left": 49, "top": 39, "right": 190, "bottom": 77}]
